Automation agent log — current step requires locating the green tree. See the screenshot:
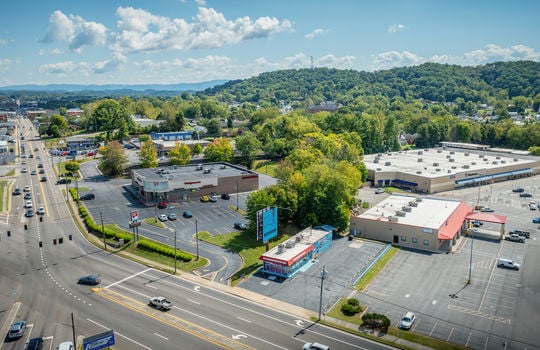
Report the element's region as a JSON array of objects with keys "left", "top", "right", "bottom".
[
  {"left": 206, "top": 118, "right": 222, "bottom": 137},
  {"left": 204, "top": 138, "right": 234, "bottom": 162},
  {"left": 235, "top": 131, "right": 262, "bottom": 168},
  {"left": 138, "top": 139, "right": 159, "bottom": 168},
  {"left": 98, "top": 141, "right": 128, "bottom": 176},
  {"left": 192, "top": 143, "right": 203, "bottom": 156},
  {"left": 64, "top": 161, "right": 80, "bottom": 175},
  {"left": 168, "top": 142, "right": 191, "bottom": 165},
  {"left": 92, "top": 99, "right": 134, "bottom": 140}
]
